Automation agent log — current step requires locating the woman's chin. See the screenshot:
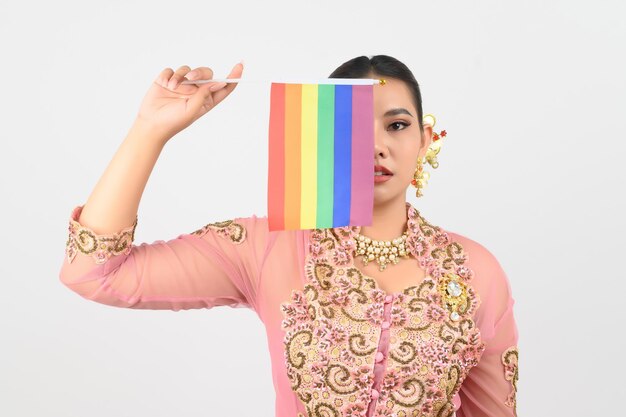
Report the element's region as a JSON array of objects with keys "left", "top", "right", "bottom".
[{"left": 372, "top": 187, "right": 404, "bottom": 205}]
